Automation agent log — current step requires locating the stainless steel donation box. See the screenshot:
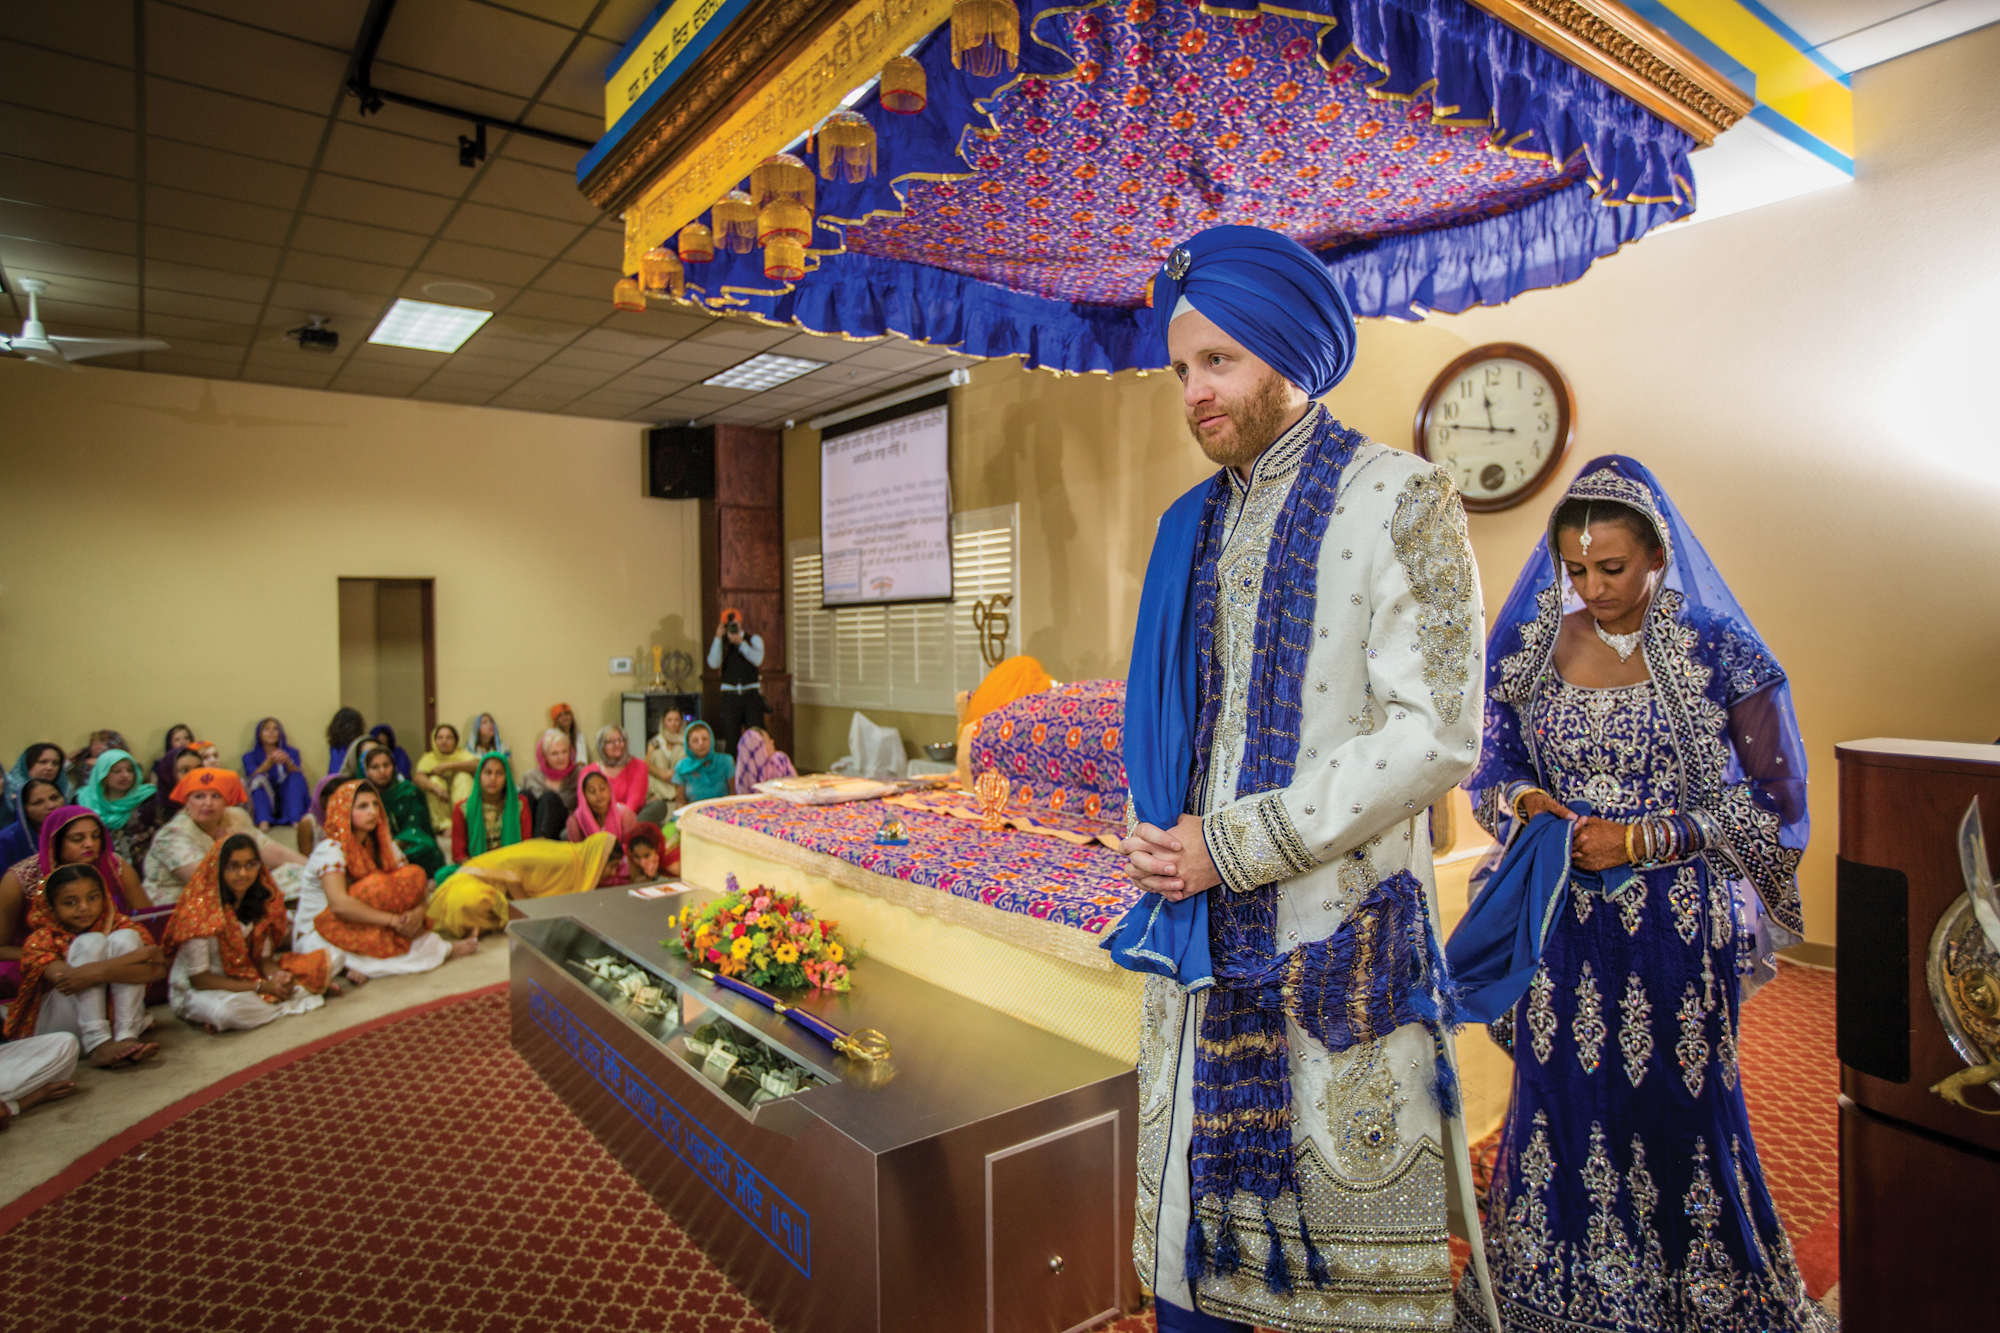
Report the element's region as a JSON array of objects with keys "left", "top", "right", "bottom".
[{"left": 507, "top": 887, "right": 1138, "bottom": 1333}]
